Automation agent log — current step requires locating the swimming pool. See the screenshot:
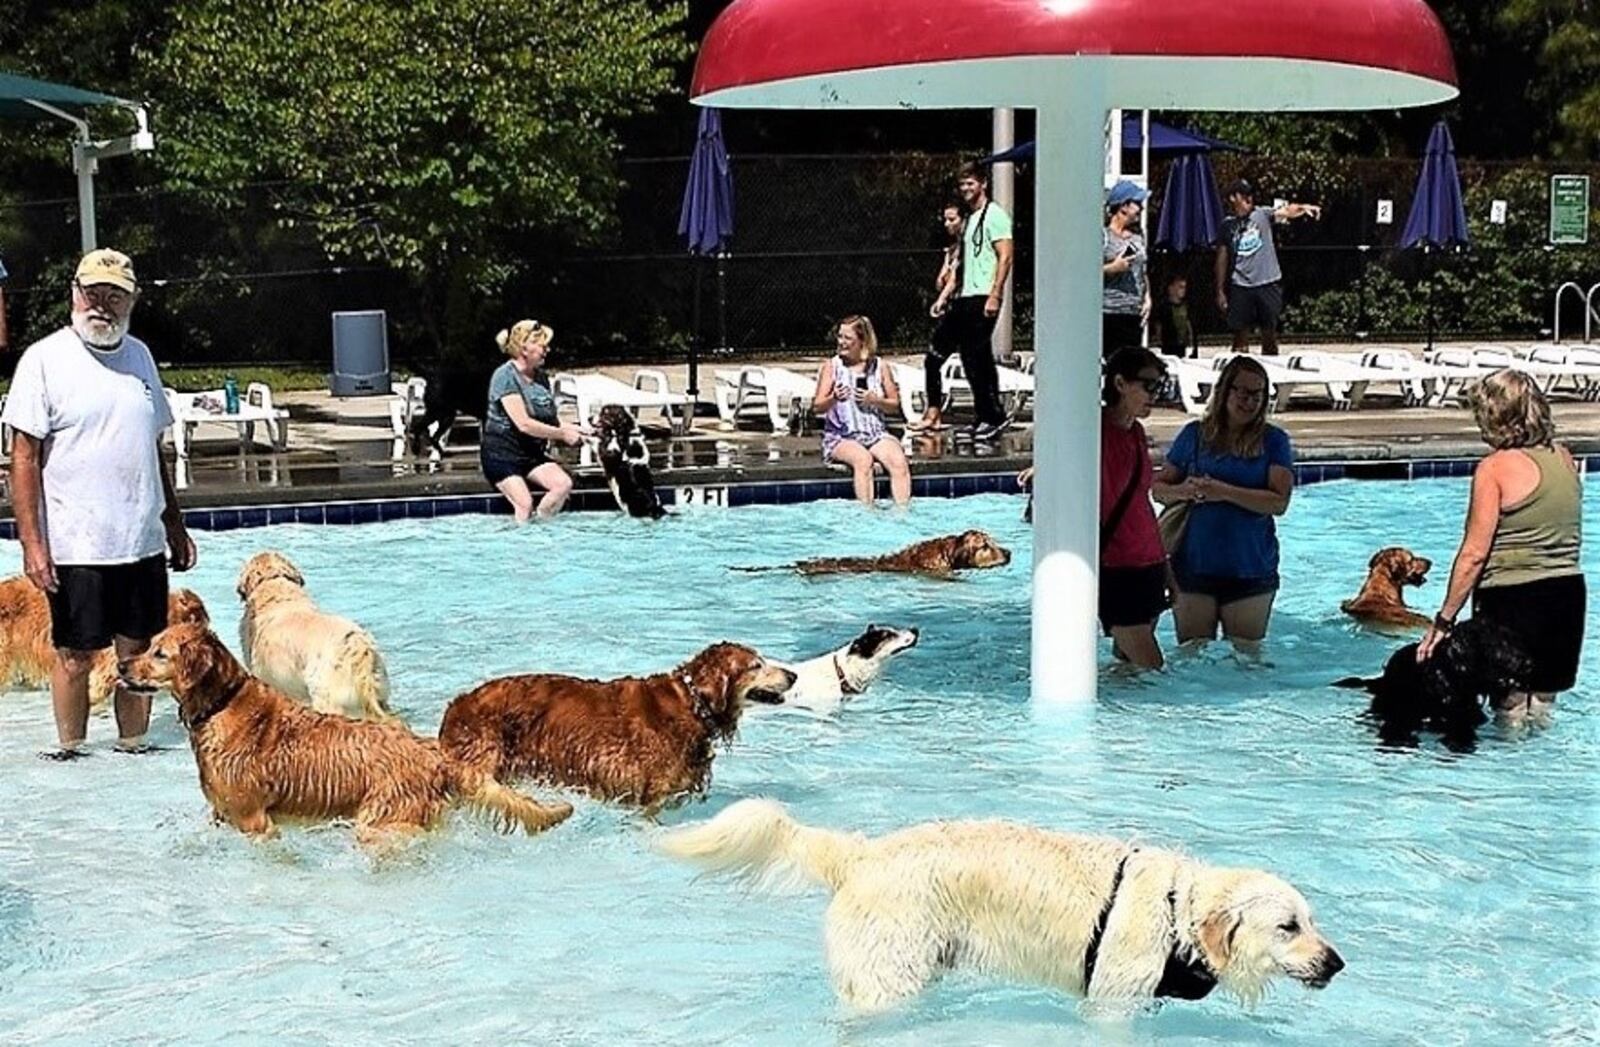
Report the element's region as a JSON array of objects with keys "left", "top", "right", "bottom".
[{"left": 0, "top": 478, "right": 1594, "bottom": 1045}]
